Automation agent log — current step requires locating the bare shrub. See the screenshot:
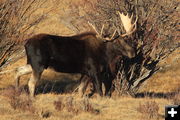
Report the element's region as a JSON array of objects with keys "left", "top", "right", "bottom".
[
  {"left": 172, "top": 91, "right": 180, "bottom": 105},
  {"left": 72, "top": 0, "right": 179, "bottom": 95},
  {"left": 0, "top": 0, "right": 47, "bottom": 68},
  {"left": 137, "top": 101, "right": 159, "bottom": 119},
  {"left": 1, "top": 86, "right": 35, "bottom": 113},
  {"left": 54, "top": 96, "right": 99, "bottom": 115},
  {"left": 54, "top": 97, "right": 65, "bottom": 111},
  {"left": 65, "top": 96, "right": 79, "bottom": 114},
  {"left": 54, "top": 96, "right": 79, "bottom": 114},
  {"left": 81, "top": 98, "right": 100, "bottom": 114}
]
